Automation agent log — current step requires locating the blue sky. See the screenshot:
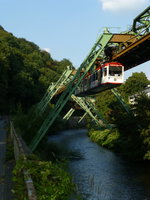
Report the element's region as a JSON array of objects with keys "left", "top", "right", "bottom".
[{"left": 0, "top": 0, "right": 150, "bottom": 79}]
